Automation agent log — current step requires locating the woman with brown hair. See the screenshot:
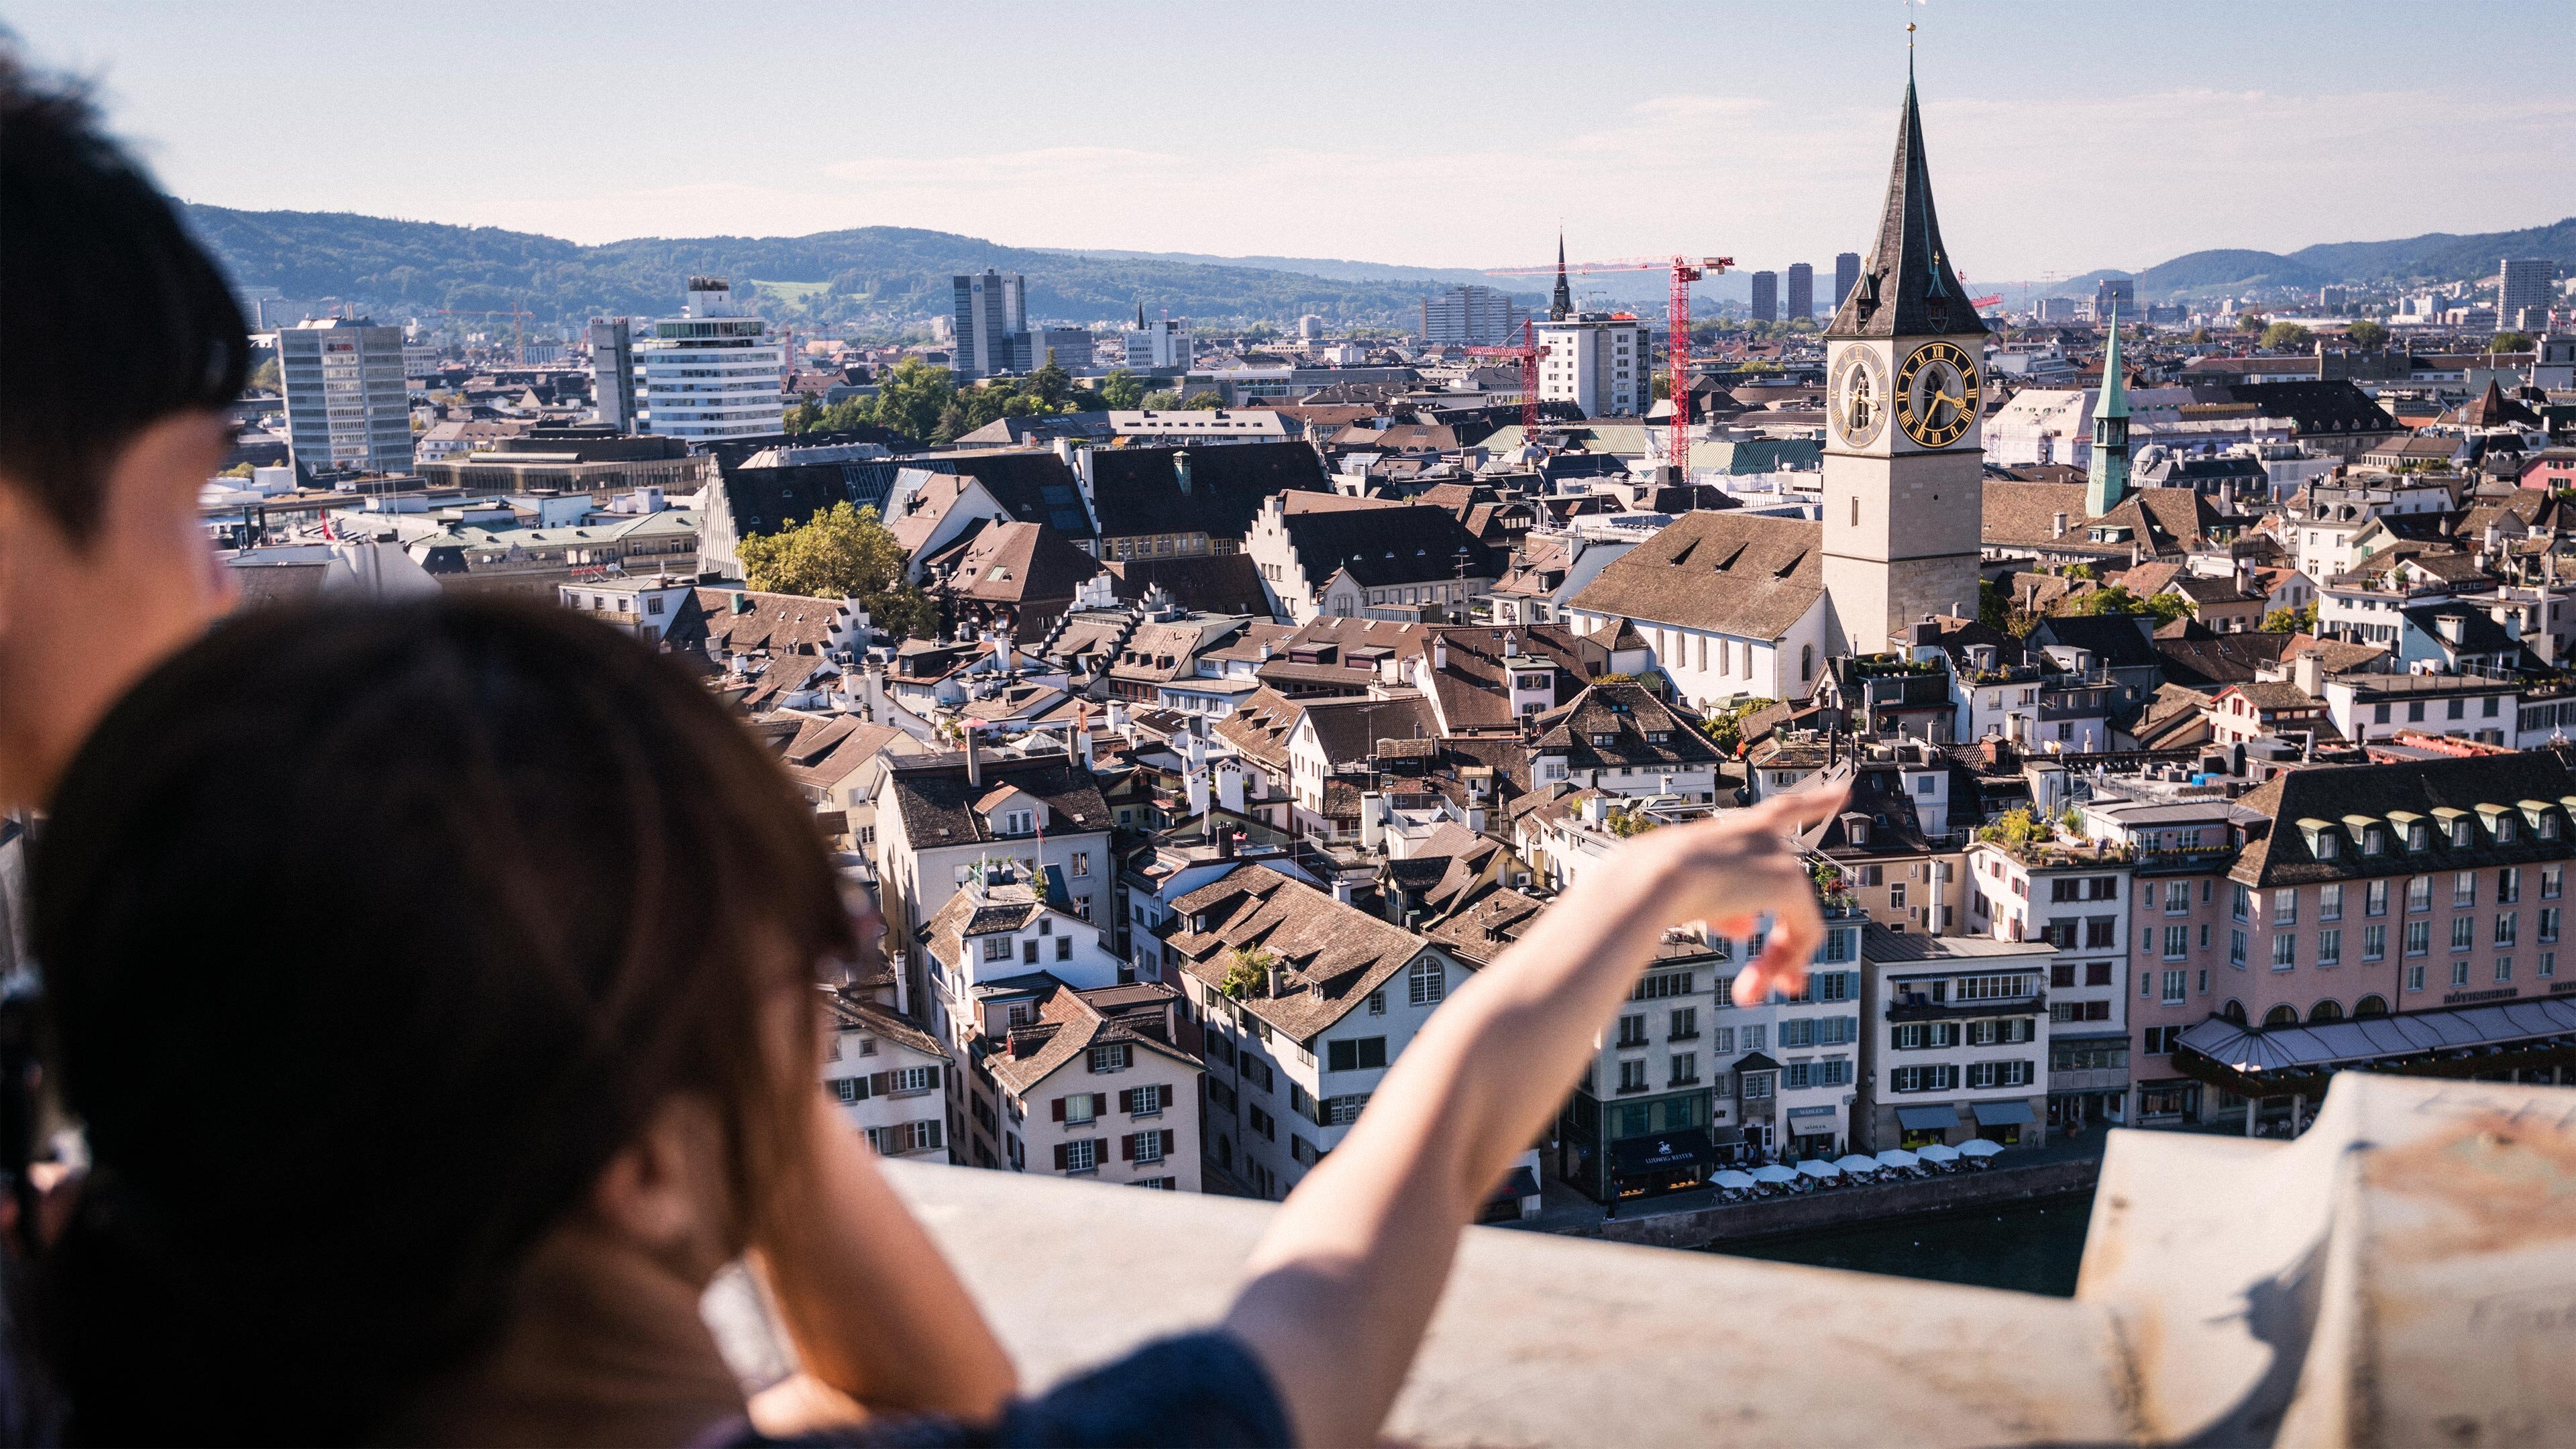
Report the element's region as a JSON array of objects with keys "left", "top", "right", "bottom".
[{"left": 29, "top": 598, "right": 1837, "bottom": 1445}]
